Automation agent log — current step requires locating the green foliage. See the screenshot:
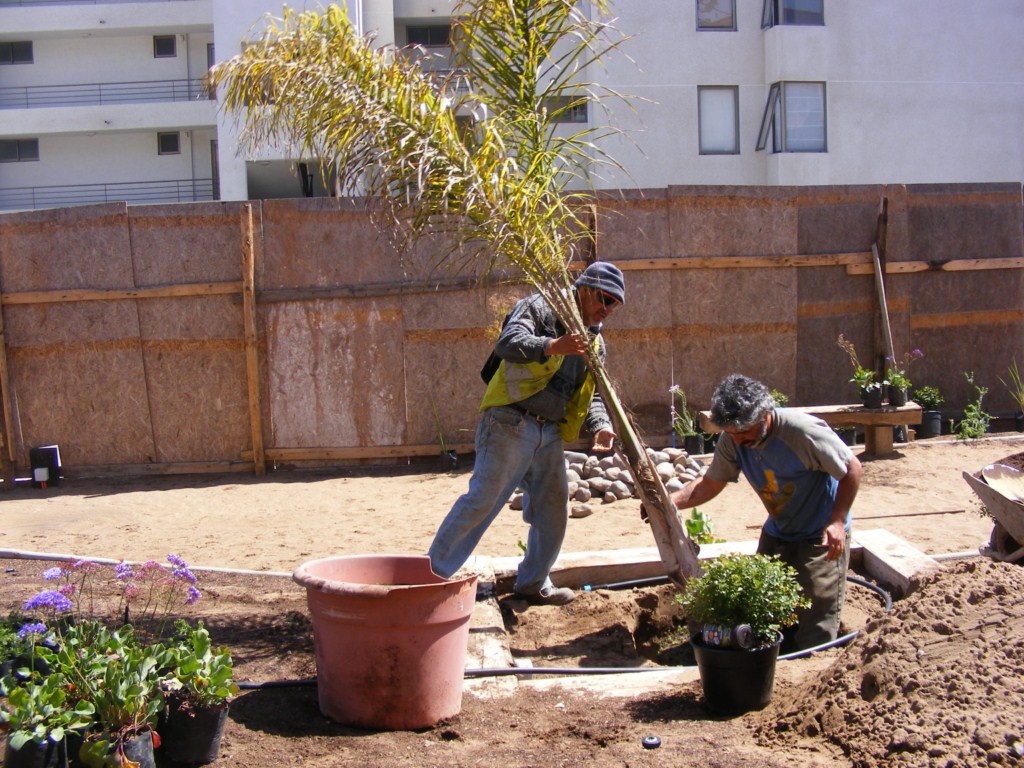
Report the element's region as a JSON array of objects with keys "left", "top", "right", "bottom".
[
  {"left": 837, "top": 334, "right": 878, "bottom": 391},
  {"left": 156, "top": 620, "right": 239, "bottom": 711},
  {"left": 912, "top": 385, "right": 943, "bottom": 412},
  {"left": 769, "top": 389, "right": 789, "bottom": 407},
  {"left": 885, "top": 348, "right": 923, "bottom": 392},
  {"left": 1001, "top": 358, "right": 1024, "bottom": 412},
  {"left": 3, "top": 557, "right": 231, "bottom": 767},
  {"left": 0, "top": 672, "right": 94, "bottom": 750},
  {"left": 41, "top": 621, "right": 164, "bottom": 754},
  {"left": 677, "top": 554, "right": 809, "bottom": 648},
  {"left": 956, "top": 371, "right": 991, "bottom": 440},
  {"left": 0, "top": 613, "right": 33, "bottom": 667},
  {"left": 670, "top": 386, "right": 698, "bottom": 437},
  {"left": 683, "top": 508, "right": 723, "bottom": 545}
]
